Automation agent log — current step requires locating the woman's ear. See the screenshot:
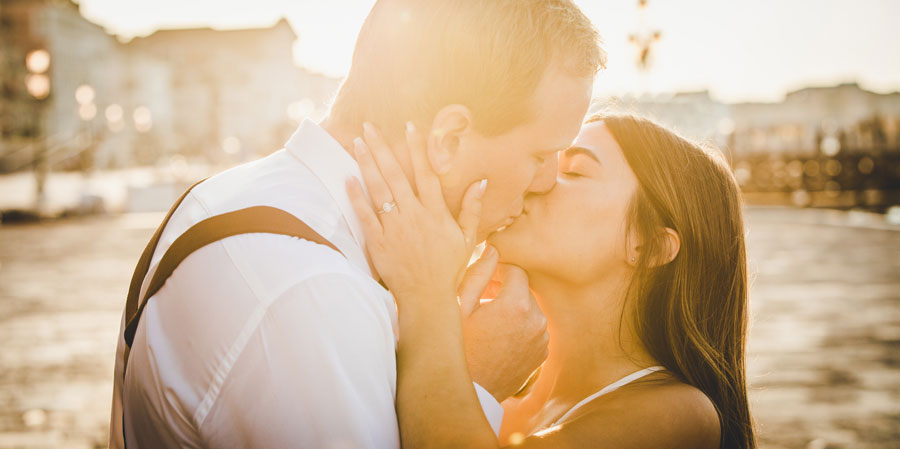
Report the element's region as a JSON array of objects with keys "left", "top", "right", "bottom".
[
  {"left": 628, "top": 227, "right": 680, "bottom": 268},
  {"left": 428, "top": 105, "right": 472, "bottom": 175},
  {"left": 654, "top": 228, "right": 680, "bottom": 267}
]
